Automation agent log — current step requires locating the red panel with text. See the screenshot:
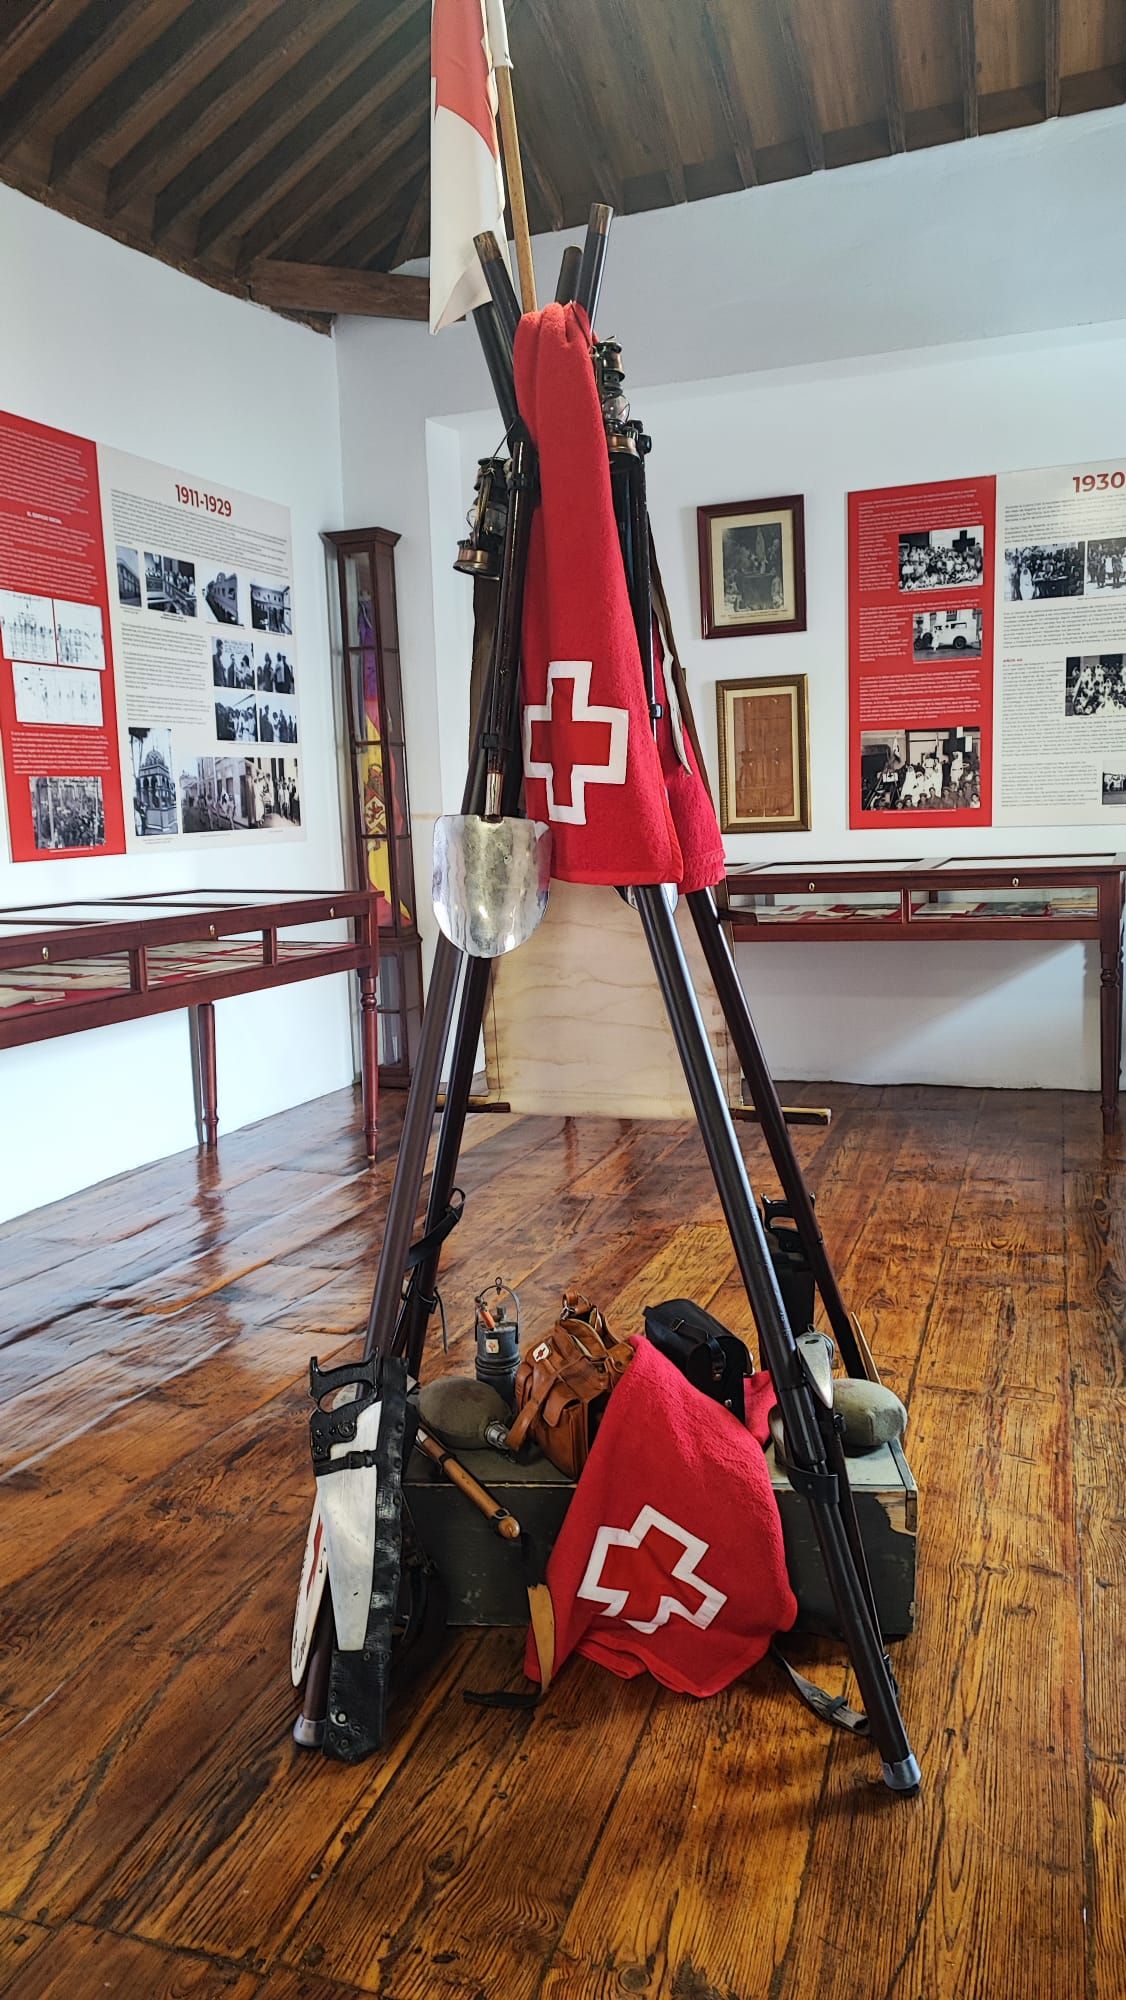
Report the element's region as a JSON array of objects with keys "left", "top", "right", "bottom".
[
  {"left": 848, "top": 474, "right": 996, "bottom": 828},
  {"left": 0, "top": 409, "right": 125, "bottom": 860}
]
